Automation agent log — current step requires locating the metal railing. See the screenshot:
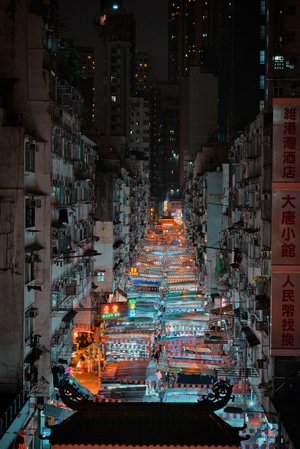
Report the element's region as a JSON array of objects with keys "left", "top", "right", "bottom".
[{"left": 0, "top": 389, "right": 29, "bottom": 438}]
